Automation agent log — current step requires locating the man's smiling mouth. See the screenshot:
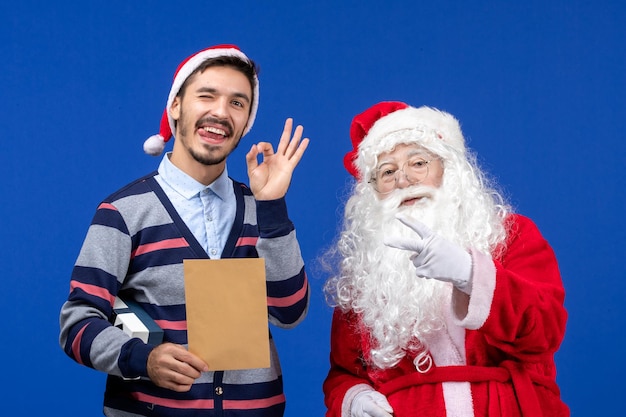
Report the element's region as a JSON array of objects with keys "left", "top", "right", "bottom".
[{"left": 202, "top": 126, "right": 227, "bottom": 136}]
